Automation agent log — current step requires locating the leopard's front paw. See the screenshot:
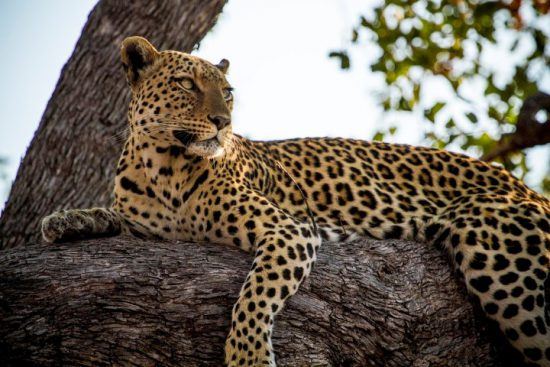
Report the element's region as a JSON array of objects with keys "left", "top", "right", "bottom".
[
  {"left": 225, "top": 327, "right": 275, "bottom": 367},
  {"left": 41, "top": 211, "right": 70, "bottom": 243},
  {"left": 41, "top": 210, "right": 90, "bottom": 243}
]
